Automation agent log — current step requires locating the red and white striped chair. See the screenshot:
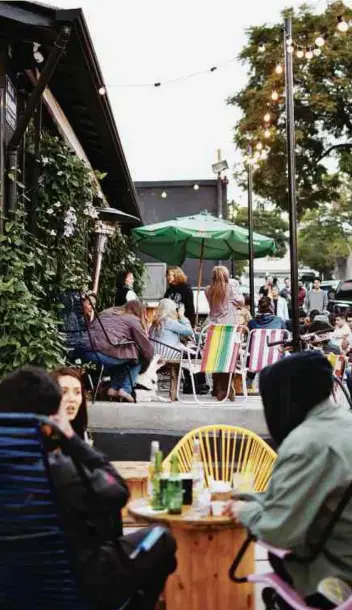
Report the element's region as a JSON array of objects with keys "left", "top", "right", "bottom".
[{"left": 245, "top": 329, "right": 289, "bottom": 393}]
